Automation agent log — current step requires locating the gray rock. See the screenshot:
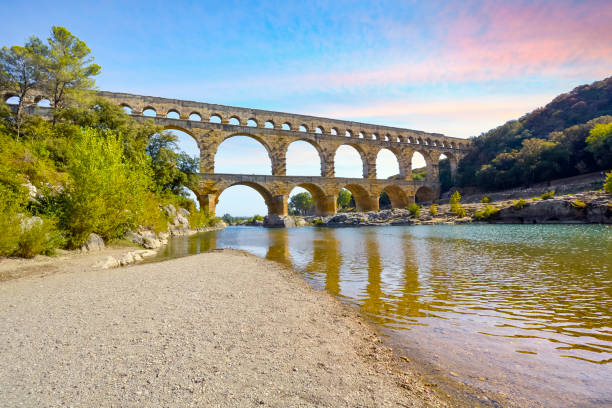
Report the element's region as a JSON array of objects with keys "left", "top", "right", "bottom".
[
  {"left": 124, "top": 231, "right": 144, "bottom": 246},
  {"left": 81, "top": 233, "right": 105, "bottom": 252},
  {"left": 94, "top": 256, "right": 119, "bottom": 269},
  {"left": 263, "top": 214, "right": 295, "bottom": 228}
]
